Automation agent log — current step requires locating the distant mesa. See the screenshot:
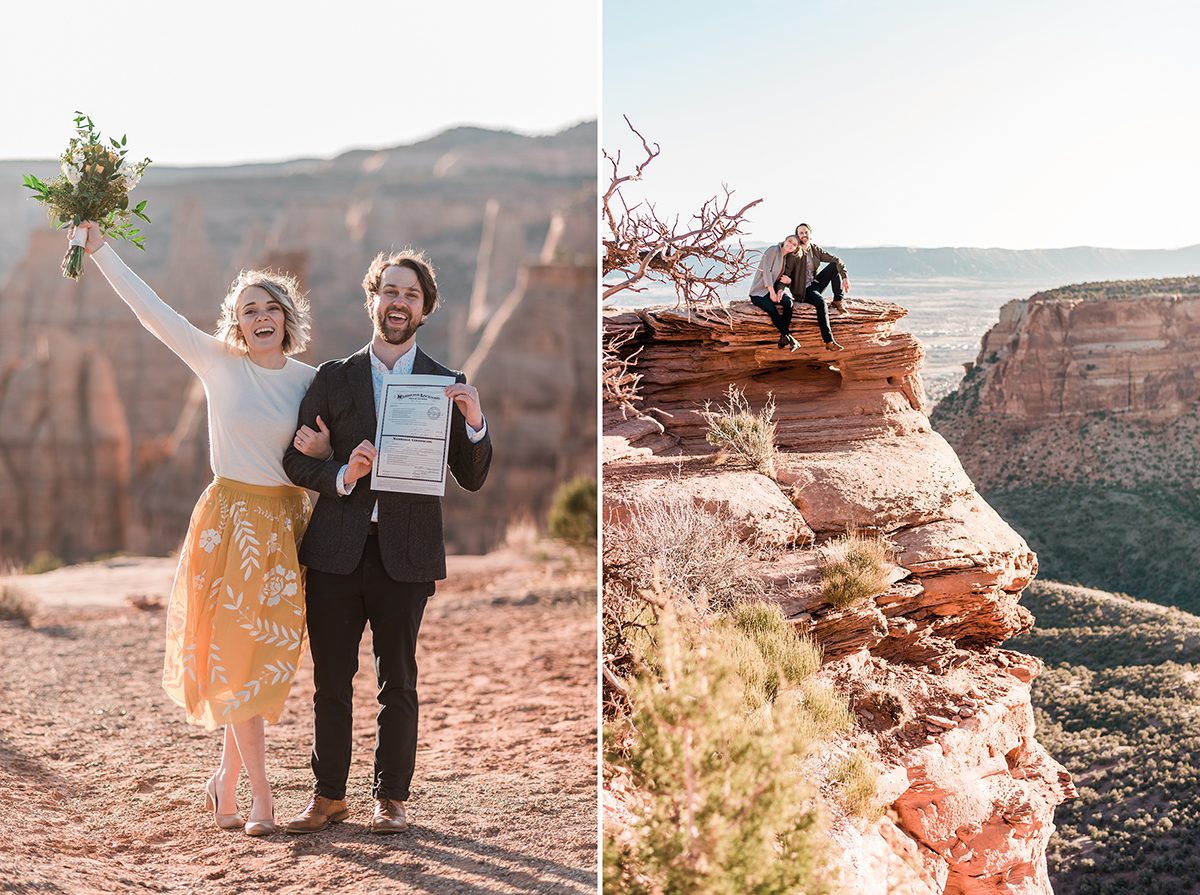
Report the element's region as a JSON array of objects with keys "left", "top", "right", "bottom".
[
  {"left": 934, "top": 275, "right": 1200, "bottom": 610},
  {"left": 743, "top": 243, "right": 1200, "bottom": 282}
]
